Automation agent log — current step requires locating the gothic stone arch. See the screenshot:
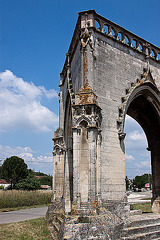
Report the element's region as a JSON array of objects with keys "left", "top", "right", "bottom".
[
  {"left": 123, "top": 82, "right": 160, "bottom": 212},
  {"left": 52, "top": 10, "right": 160, "bottom": 217}
]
